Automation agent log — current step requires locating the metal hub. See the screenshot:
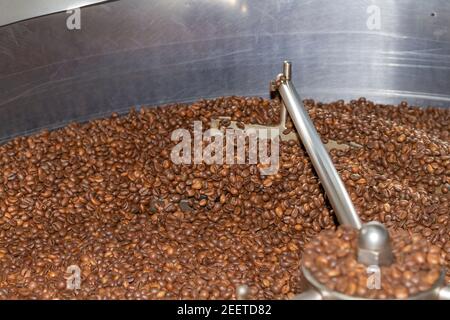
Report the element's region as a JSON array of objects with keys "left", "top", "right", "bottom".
[{"left": 357, "top": 222, "right": 394, "bottom": 266}]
